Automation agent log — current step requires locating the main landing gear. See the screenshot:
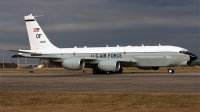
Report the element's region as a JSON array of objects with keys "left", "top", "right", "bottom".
[
  {"left": 92, "top": 68, "right": 107, "bottom": 74},
  {"left": 92, "top": 68, "right": 123, "bottom": 74},
  {"left": 168, "top": 67, "right": 174, "bottom": 74}
]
